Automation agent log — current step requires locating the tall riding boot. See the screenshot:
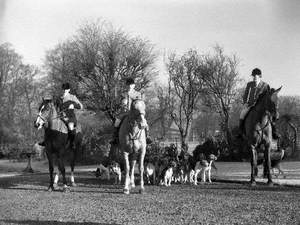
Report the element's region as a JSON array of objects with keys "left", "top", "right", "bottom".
[
  {"left": 111, "top": 126, "right": 119, "bottom": 145},
  {"left": 145, "top": 126, "right": 152, "bottom": 144},
  {"left": 69, "top": 129, "right": 76, "bottom": 150}
]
